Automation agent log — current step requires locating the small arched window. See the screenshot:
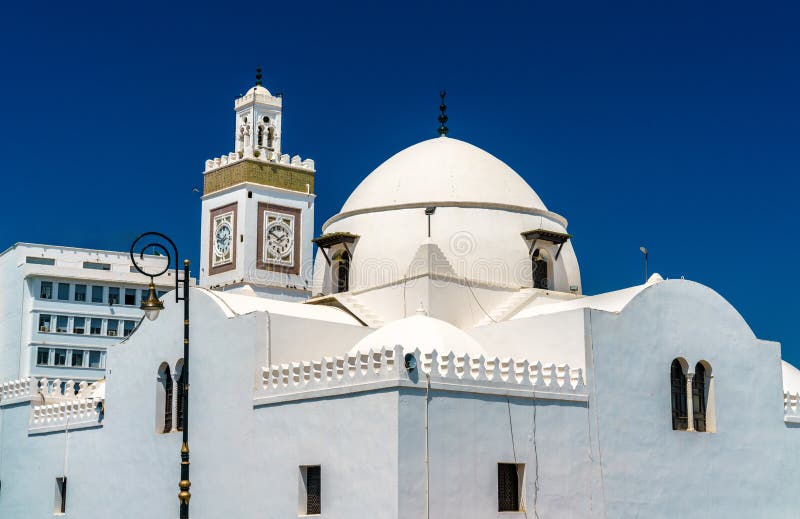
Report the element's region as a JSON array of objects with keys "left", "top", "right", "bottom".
[
  {"left": 175, "top": 360, "right": 186, "bottom": 432},
  {"left": 257, "top": 126, "right": 264, "bottom": 147},
  {"left": 157, "top": 363, "right": 173, "bottom": 433},
  {"left": 692, "top": 362, "right": 708, "bottom": 432},
  {"left": 670, "top": 359, "right": 688, "bottom": 431},
  {"left": 267, "top": 127, "right": 275, "bottom": 149},
  {"left": 334, "top": 250, "right": 351, "bottom": 294},
  {"left": 532, "top": 249, "right": 549, "bottom": 289}
]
